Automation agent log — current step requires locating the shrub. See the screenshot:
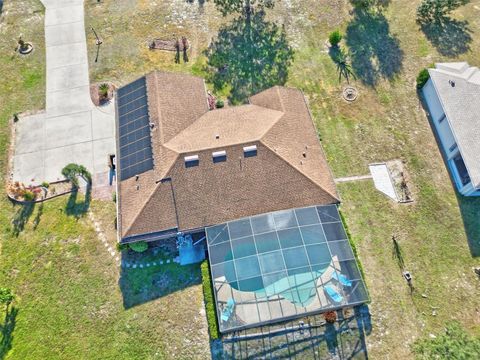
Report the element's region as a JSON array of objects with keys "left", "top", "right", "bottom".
[
  {"left": 41, "top": 181, "right": 50, "bottom": 188},
  {"left": 99, "top": 83, "right": 109, "bottom": 98},
  {"left": 216, "top": 99, "right": 225, "bottom": 108},
  {"left": 23, "top": 190, "right": 36, "bottom": 201},
  {"left": 329, "top": 30, "right": 342, "bottom": 47},
  {"left": 61, "top": 163, "right": 92, "bottom": 187},
  {"left": 201, "top": 260, "right": 220, "bottom": 340},
  {"left": 0, "top": 288, "right": 14, "bottom": 309},
  {"left": 128, "top": 241, "right": 148, "bottom": 253},
  {"left": 116, "top": 243, "right": 128, "bottom": 252},
  {"left": 416, "top": 68, "right": 430, "bottom": 89},
  {"left": 339, "top": 209, "right": 368, "bottom": 287}
]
